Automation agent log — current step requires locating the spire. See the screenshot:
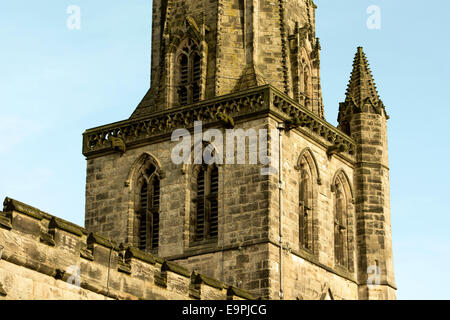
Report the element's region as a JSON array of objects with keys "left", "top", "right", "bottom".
[
  {"left": 345, "top": 47, "right": 381, "bottom": 106},
  {"left": 338, "top": 47, "right": 387, "bottom": 130}
]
